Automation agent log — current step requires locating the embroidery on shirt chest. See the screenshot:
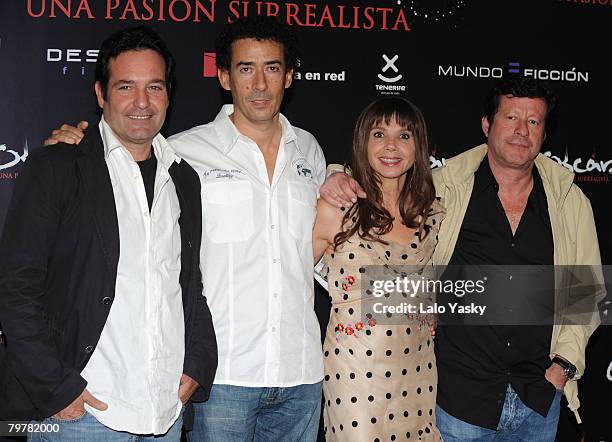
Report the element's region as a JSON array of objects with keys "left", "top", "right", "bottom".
[
  {"left": 203, "top": 168, "right": 245, "bottom": 180},
  {"left": 292, "top": 158, "right": 314, "bottom": 180}
]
